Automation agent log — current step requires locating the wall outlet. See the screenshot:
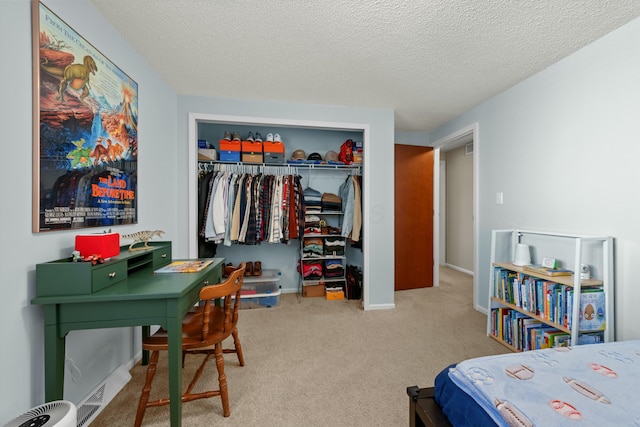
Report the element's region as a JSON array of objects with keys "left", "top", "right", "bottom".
[{"left": 495, "top": 192, "right": 504, "bottom": 205}]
